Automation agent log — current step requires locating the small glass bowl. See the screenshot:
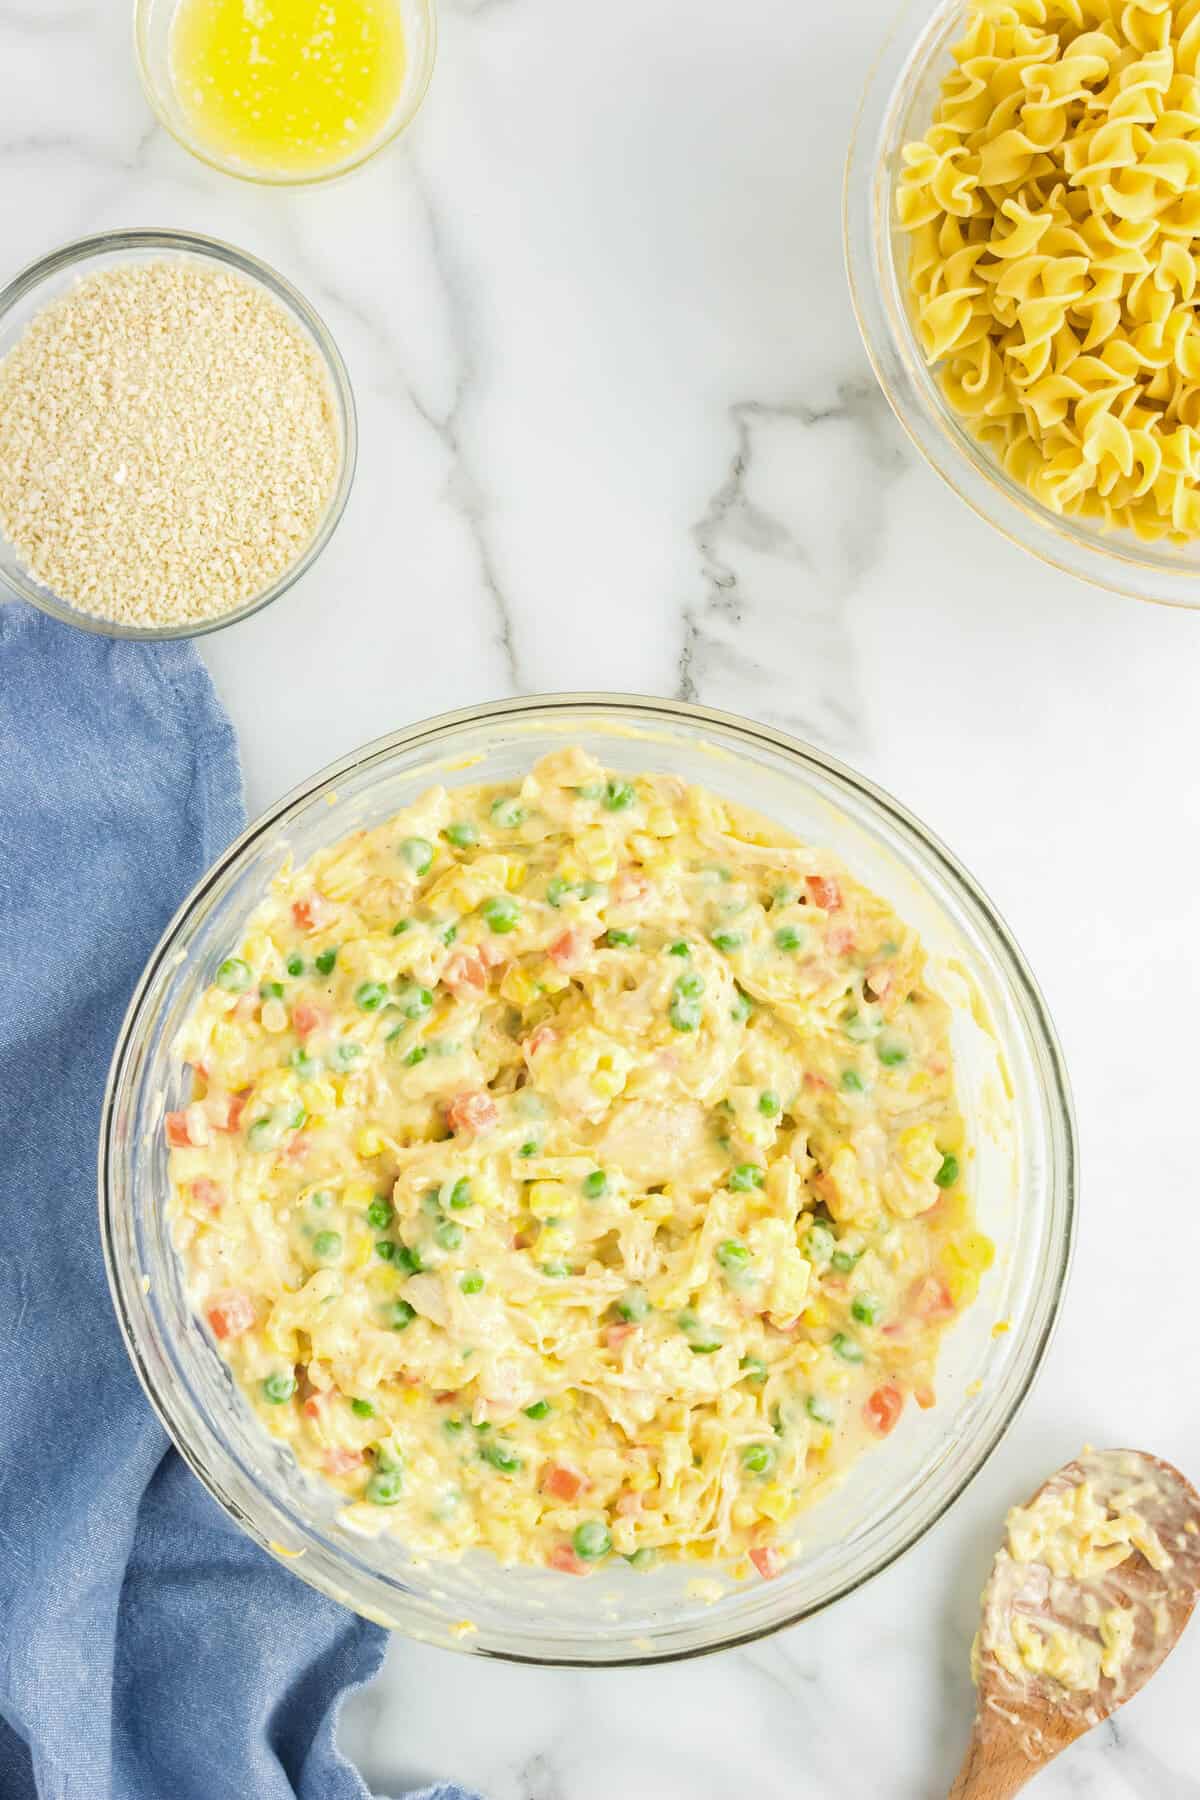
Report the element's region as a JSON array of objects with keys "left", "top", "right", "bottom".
[
  {"left": 845, "top": 0, "right": 1200, "bottom": 608},
  {"left": 134, "top": 0, "right": 437, "bottom": 187},
  {"left": 0, "top": 229, "right": 356, "bottom": 641},
  {"left": 100, "top": 696, "right": 1076, "bottom": 1665}
]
